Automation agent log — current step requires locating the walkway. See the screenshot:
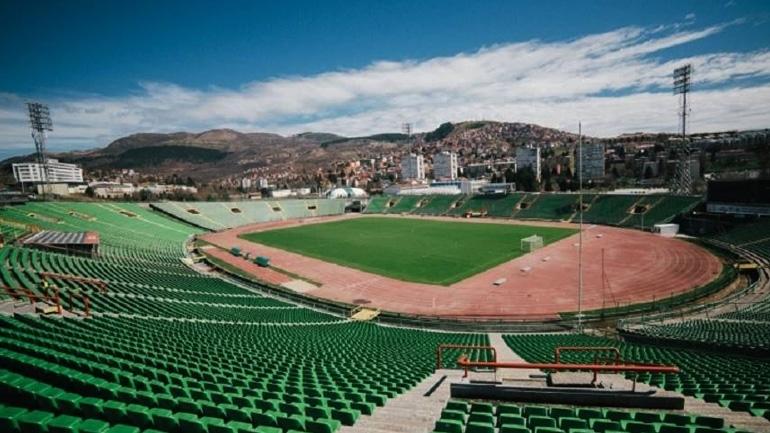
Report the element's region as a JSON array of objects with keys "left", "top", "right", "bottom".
[{"left": 340, "top": 370, "right": 465, "bottom": 433}]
